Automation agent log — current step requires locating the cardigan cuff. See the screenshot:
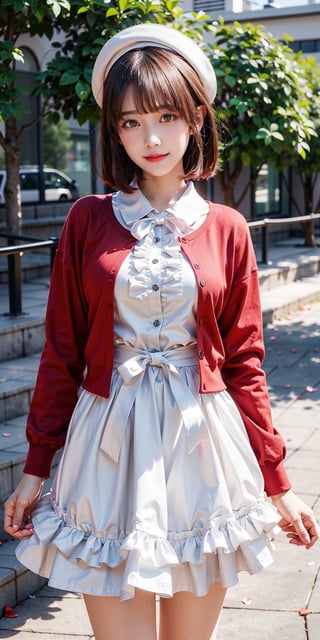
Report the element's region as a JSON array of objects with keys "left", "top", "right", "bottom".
[
  {"left": 23, "top": 443, "right": 57, "bottom": 479},
  {"left": 261, "top": 459, "right": 292, "bottom": 497}
]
